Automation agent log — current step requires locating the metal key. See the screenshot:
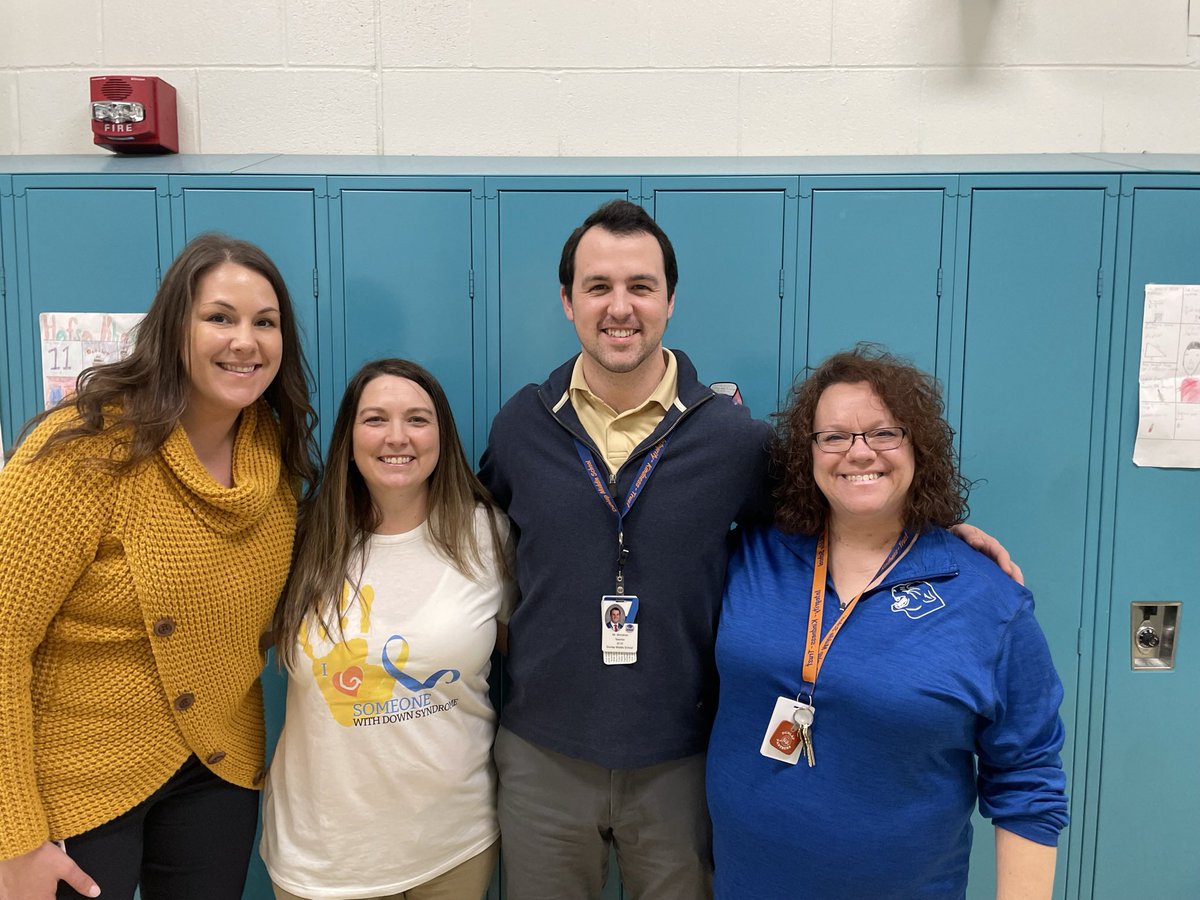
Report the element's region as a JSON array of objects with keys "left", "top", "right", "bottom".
[{"left": 793, "top": 704, "right": 816, "bottom": 767}]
